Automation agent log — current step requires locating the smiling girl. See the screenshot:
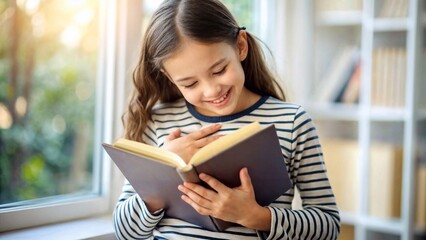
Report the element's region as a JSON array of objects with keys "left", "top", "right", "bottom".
[{"left": 114, "top": 0, "right": 340, "bottom": 239}]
